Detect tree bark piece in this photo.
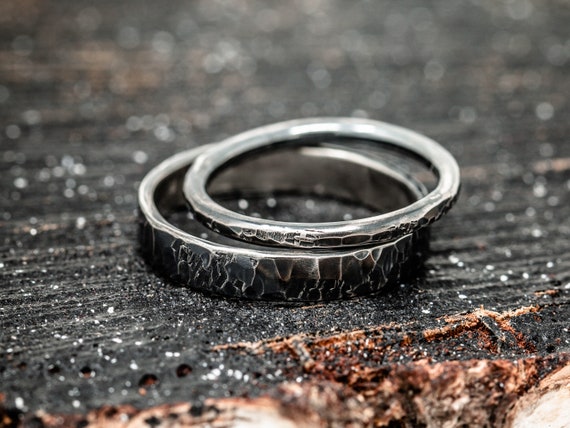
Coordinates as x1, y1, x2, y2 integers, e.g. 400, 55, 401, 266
9, 356, 569, 427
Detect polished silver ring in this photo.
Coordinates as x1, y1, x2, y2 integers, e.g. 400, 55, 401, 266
184, 117, 460, 249
138, 144, 428, 301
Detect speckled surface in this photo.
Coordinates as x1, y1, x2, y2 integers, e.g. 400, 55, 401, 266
1, 0, 569, 422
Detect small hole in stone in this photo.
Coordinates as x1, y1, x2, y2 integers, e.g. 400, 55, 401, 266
144, 416, 162, 427
189, 404, 203, 417
47, 364, 60, 375
176, 364, 193, 378
138, 373, 159, 387
103, 407, 118, 418
80, 366, 94, 378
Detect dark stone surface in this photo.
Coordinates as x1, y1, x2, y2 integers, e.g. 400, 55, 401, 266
0, 0, 569, 419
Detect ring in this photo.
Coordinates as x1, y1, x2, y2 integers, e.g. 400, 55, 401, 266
184, 117, 460, 248
138, 144, 429, 301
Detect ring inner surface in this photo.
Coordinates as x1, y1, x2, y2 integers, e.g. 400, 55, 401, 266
205, 144, 428, 222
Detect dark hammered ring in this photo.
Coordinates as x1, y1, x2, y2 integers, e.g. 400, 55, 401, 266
138, 144, 429, 301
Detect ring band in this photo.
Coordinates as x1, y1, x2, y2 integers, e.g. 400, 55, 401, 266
184, 117, 460, 249
138, 145, 428, 301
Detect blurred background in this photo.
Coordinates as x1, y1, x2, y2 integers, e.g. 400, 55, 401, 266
2, 1, 567, 185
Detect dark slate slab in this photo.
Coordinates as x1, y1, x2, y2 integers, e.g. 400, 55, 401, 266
0, 0, 569, 425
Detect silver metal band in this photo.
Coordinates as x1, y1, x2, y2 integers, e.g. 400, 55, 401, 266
138, 145, 428, 301
184, 117, 460, 249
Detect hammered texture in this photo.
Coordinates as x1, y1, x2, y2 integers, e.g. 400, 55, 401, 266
140, 218, 427, 301
196, 194, 454, 249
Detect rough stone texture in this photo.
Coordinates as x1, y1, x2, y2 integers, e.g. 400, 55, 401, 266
1, 0, 569, 426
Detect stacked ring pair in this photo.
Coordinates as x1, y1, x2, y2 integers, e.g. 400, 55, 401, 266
138, 118, 460, 301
